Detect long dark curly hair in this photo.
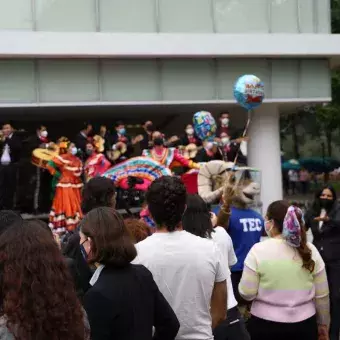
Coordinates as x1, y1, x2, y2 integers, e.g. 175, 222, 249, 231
0, 220, 86, 340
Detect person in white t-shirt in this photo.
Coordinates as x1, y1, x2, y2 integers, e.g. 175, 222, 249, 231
133, 176, 227, 340
182, 195, 250, 340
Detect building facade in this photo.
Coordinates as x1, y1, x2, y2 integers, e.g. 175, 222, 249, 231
0, 0, 339, 210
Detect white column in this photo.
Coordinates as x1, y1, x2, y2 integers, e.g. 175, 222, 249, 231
248, 104, 283, 214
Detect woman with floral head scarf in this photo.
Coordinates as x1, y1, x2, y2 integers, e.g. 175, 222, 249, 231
47, 137, 83, 233
239, 200, 330, 340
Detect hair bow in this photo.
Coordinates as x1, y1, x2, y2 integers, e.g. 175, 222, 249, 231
282, 206, 304, 247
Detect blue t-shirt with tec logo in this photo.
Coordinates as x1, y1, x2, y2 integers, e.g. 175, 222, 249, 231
213, 205, 264, 272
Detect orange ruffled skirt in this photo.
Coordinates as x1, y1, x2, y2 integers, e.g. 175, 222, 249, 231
49, 183, 83, 233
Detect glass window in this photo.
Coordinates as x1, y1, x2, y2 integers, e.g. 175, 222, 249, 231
101, 60, 160, 101
214, 0, 268, 33
161, 60, 215, 100
38, 60, 99, 102
0, 60, 35, 103
35, 0, 96, 31
0, 0, 33, 30
298, 0, 314, 33
270, 0, 298, 33
271, 60, 299, 98
217, 59, 270, 100
100, 0, 156, 32
299, 60, 330, 98
316, 0, 331, 33
159, 0, 213, 33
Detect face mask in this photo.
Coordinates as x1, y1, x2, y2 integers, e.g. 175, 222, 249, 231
186, 128, 194, 135
118, 128, 126, 135
146, 124, 154, 132
41, 130, 48, 138
221, 118, 229, 126
320, 198, 333, 210
153, 137, 164, 146
265, 220, 274, 237
221, 137, 230, 145
86, 149, 93, 156
71, 147, 78, 155
206, 142, 213, 150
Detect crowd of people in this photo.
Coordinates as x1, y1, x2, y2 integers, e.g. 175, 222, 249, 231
0, 112, 247, 232
0, 174, 339, 340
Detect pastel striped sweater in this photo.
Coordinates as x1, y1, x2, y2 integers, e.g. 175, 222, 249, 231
239, 238, 330, 325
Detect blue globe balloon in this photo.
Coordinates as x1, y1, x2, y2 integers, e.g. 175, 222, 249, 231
234, 75, 265, 110
193, 111, 216, 141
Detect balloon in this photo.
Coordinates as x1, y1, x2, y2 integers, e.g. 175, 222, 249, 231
193, 111, 217, 141
234, 75, 265, 110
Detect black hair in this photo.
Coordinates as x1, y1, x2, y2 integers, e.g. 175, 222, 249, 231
115, 121, 124, 127
182, 194, 214, 239
312, 185, 337, 213
146, 176, 186, 232
81, 177, 116, 214
81, 122, 92, 130
219, 112, 229, 117
0, 210, 22, 236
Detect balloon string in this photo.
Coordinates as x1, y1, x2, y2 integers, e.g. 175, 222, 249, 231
233, 110, 252, 165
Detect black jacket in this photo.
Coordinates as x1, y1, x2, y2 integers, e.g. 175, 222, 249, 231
84, 264, 179, 340
75, 132, 89, 154
0, 133, 22, 164
305, 202, 340, 263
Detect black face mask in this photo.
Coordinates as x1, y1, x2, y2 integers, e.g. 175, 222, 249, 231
146, 124, 154, 132
153, 138, 164, 146
320, 198, 334, 210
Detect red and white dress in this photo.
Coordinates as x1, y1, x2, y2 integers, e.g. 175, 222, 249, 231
47, 154, 83, 233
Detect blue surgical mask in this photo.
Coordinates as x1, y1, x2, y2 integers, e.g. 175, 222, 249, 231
118, 128, 126, 135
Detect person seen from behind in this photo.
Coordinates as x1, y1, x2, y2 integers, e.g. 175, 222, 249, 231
82, 207, 179, 340
0, 219, 89, 339
124, 218, 152, 243
134, 176, 227, 340
182, 194, 250, 340
239, 200, 330, 340
305, 185, 340, 340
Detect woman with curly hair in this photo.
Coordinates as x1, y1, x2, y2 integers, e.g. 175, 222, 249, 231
47, 137, 83, 233
0, 219, 89, 340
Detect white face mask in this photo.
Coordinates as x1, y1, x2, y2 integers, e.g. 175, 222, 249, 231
186, 128, 194, 135
221, 137, 230, 145
71, 147, 78, 155
206, 142, 214, 150
40, 130, 48, 138
221, 118, 229, 126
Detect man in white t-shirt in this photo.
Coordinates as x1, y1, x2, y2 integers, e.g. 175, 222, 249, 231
133, 176, 227, 340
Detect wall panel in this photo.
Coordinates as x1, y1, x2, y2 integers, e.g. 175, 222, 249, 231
158, 0, 213, 33
0, 0, 33, 30
35, 0, 96, 31
101, 60, 160, 101
38, 60, 99, 102
0, 61, 35, 103
100, 0, 156, 32
161, 60, 216, 100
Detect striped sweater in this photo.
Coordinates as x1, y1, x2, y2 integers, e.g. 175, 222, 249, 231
239, 238, 330, 325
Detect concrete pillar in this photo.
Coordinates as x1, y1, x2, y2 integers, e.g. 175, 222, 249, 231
248, 104, 283, 214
